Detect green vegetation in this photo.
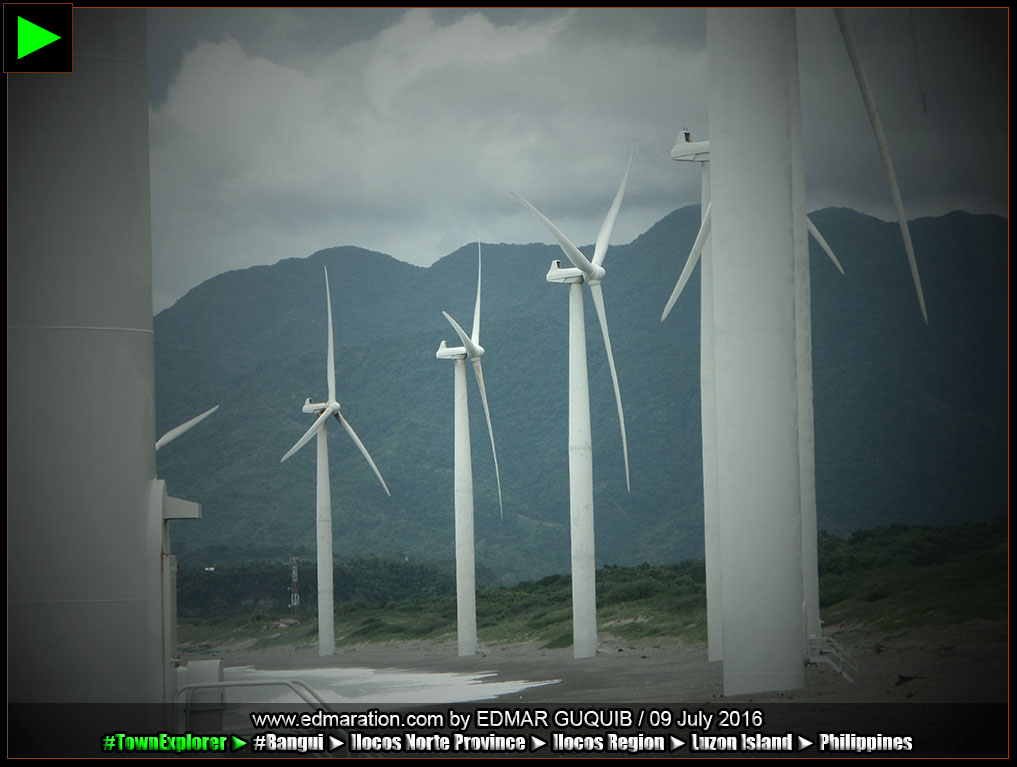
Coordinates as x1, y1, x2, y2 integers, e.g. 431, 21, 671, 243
177, 521, 1006, 650
816, 520, 1007, 632
177, 556, 456, 618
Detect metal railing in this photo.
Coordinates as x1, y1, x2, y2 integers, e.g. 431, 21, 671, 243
175, 679, 334, 731
807, 634, 858, 682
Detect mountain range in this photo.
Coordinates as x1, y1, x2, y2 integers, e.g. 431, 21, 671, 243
155, 207, 1008, 585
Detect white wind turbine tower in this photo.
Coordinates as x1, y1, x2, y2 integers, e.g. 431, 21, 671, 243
698, 8, 929, 696
513, 154, 632, 659
435, 241, 503, 657
661, 133, 722, 664
661, 130, 843, 664
281, 266, 391, 657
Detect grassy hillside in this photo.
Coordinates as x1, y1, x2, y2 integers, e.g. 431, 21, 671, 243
178, 520, 1007, 651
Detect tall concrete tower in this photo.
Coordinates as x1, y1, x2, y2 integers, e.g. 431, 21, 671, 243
8, 9, 163, 703
707, 8, 807, 695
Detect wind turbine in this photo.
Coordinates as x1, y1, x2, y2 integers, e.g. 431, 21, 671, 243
662, 131, 844, 324
280, 266, 390, 657
661, 133, 722, 664
153, 403, 218, 707
661, 130, 844, 664
155, 404, 220, 559
435, 240, 503, 657
512, 153, 631, 659
689, 8, 929, 696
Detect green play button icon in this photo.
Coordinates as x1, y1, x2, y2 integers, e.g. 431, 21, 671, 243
17, 16, 61, 59
4, 4, 72, 73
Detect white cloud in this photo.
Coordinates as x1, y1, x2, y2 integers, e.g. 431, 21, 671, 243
364, 9, 572, 113
148, 8, 1005, 313
149, 9, 702, 312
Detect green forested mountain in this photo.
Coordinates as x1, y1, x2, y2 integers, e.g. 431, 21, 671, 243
156, 208, 1008, 584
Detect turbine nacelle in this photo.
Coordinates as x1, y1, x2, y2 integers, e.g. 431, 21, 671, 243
671, 129, 711, 162
546, 259, 603, 285
435, 340, 465, 360
439, 310, 484, 360
301, 397, 337, 414
435, 339, 486, 361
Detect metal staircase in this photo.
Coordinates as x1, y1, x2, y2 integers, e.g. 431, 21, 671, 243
807, 634, 858, 682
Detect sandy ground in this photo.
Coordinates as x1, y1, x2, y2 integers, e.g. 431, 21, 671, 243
179, 619, 1008, 756
195, 619, 1006, 706
11, 620, 1003, 758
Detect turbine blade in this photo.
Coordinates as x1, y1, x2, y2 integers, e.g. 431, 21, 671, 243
472, 239, 482, 345
335, 412, 391, 496
472, 359, 503, 520
592, 149, 633, 267
324, 266, 337, 401
835, 8, 929, 325
588, 282, 630, 493
281, 408, 330, 463
806, 216, 845, 275
155, 405, 219, 451
910, 9, 928, 113
443, 311, 482, 358
511, 191, 596, 277
661, 203, 711, 322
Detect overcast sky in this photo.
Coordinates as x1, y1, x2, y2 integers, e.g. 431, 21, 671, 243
147, 8, 1007, 313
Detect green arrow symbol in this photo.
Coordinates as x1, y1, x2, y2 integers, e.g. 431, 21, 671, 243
18, 16, 61, 59
231, 735, 248, 751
